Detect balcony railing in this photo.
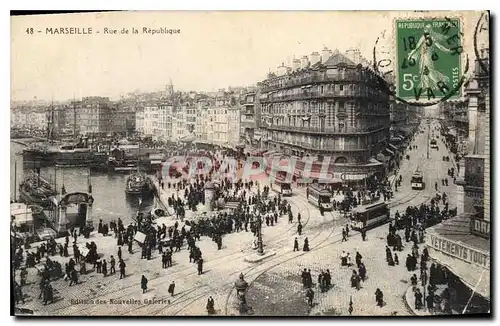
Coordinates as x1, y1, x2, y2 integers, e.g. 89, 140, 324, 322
261, 124, 387, 135
260, 90, 372, 103
260, 72, 364, 92
267, 138, 369, 152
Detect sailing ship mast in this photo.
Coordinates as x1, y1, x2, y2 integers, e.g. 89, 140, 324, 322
73, 95, 77, 143
13, 160, 17, 202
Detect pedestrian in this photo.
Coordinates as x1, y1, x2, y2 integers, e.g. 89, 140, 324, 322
119, 259, 126, 279
110, 256, 116, 274
406, 254, 413, 272
102, 259, 108, 277
118, 246, 122, 261
375, 288, 384, 307
293, 237, 299, 252
141, 275, 148, 293
306, 288, 314, 307
43, 282, 54, 305
168, 281, 176, 296
361, 229, 367, 241
341, 228, 348, 242
414, 288, 423, 310
394, 253, 399, 265
162, 252, 168, 269
197, 258, 204, 275
69, 269, 79, 286
426, 293, 435, 312
297, 222, 303, 236
355, 251, 362, 268
351, 270, 361, 290
14, 283, 25, 304
302, 237, 310, 252
206, 296, 215, 315
358, 263, 367, 281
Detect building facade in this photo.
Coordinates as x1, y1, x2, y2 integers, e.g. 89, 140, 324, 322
110, 103, 136, 136
78, 97, 112, 136
157, 102, 174, 140
425, 46, 490, 306
240, 90, 259, 147
135, 107, 144, 136
143, 104, 158, 137
258, 48, 390, 181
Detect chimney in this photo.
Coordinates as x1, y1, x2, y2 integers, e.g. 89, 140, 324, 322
310, 52, 321, 65
277, 62, 287, 76
345, 48, 361, 64
292, 59, 301, 71
300, 55, 309, 69
321, 47, 330, 63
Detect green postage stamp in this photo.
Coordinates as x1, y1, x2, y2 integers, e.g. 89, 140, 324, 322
396, 18, 462, 101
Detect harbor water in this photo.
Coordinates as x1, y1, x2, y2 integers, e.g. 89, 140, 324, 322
10, 141, 154, 225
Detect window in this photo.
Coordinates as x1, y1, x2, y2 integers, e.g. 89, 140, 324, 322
339, 84, 344, 91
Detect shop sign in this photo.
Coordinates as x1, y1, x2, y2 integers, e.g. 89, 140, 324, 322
428, 234, 490, 269
470, 218, 490, 239
341, 173, 368, 181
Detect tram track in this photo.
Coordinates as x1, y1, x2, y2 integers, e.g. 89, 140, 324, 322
164, 194, 333, 316
53, 189, 319, 316
41, 132, 456, 316
168, 195, 323, 316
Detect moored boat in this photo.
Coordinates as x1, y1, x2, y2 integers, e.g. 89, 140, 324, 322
125, 172, 153, 196
18, 171, 58, 207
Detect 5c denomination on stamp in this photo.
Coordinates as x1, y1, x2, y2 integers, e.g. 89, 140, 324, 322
396, 18, 462, 102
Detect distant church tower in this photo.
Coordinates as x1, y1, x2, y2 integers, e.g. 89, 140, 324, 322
165, 79, 174, 97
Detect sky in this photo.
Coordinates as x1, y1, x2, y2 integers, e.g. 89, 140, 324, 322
11, 11, 484, 101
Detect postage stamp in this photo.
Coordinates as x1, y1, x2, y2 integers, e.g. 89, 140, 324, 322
395, 18, 462, 101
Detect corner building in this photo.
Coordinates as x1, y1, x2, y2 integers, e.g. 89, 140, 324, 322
258, 50, 390, 184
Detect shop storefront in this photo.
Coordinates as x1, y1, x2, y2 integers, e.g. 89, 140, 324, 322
425, 215, 490, 313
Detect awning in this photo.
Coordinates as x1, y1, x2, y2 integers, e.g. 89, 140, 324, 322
377, 153, 389, 162
388, 143, 398, 151
151, 160, 162, 165
390, 136, 403, 142
384, 148, 395, 156
254, 135, 262, 141
448, 129, 457, 137
295, 171, 333, 180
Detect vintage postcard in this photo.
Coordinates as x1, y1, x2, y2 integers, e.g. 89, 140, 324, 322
10, 11, 490, 316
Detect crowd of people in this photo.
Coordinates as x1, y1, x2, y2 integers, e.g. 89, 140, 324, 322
13, 124, 461, 315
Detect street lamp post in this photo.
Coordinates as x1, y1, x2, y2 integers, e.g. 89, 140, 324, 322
427, 125, 430, 159
422, 269, 428, 312
257, 215, 264, 255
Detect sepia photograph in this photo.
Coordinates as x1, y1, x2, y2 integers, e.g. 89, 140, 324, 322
10, 10, 490, 317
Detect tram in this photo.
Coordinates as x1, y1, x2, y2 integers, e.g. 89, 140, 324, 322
270, 174, 292, 196
306, 184, 333, 211
411, 171, 425, 190
430, 139, 438, 149
349, 202, 390, 231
